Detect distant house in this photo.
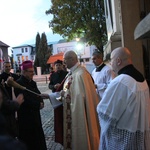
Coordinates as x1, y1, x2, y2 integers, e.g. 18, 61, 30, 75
12, 44, 35, 71
12, 40, 96, 73
0, 41, 9, 70
12, 42, 57, 72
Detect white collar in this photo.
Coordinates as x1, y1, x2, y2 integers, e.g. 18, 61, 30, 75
69, 62, 80, 73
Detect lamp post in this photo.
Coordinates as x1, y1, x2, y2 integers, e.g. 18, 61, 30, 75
76, 43, 83, 64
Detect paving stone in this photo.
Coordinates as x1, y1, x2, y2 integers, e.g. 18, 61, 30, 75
37, 82, 64, 150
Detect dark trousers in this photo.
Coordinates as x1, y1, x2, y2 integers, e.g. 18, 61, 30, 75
54, 105, 63, 145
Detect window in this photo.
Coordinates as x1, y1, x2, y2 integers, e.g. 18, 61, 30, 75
31, 55, 34, 61
17, 56, 20, 64
85, 58, 89, 62
22, 48, 24, 53
25, 48, 28, 52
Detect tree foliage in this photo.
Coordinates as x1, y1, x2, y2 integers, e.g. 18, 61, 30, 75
38, 32, 48, 74
46, 46, 53, 62
46, 0, 107, 51
34, 32, 53, 74
34, 32, 40, 67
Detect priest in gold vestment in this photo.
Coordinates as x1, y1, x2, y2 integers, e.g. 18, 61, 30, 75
41, 50, 100, 150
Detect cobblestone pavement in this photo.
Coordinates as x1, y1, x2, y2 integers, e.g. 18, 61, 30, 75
37, 82, 64, 150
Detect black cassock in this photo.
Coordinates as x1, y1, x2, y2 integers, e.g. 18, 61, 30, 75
14, 75, 47, 150
49, 70, 68, 145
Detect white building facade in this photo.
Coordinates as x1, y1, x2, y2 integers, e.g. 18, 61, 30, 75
103, 0, 146, 76
53, 40, 96, 73
12, 41, 96, 74
12, 44, 35, 71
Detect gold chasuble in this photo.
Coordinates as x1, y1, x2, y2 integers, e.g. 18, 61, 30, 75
62, 64, 100, 150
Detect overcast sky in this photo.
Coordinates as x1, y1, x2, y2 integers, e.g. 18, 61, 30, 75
0, 0, 62, 48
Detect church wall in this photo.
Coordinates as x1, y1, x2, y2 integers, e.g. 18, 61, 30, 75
104, 0, 145, 75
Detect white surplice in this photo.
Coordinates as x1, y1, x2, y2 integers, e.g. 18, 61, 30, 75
92, 64, 113, 99
97, 74, 150, 150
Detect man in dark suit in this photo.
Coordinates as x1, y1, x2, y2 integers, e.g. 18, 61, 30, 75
49, 59, 68, 145
0, 61, 20, 100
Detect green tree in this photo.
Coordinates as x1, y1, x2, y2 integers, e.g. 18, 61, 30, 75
34, 32, 40, 68
46, 0, 107, 52
46, 45, 53, 63
45, 45, 53, 72
38, 32, 48, 74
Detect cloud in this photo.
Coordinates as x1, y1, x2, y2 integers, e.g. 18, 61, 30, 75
0, 0, 61, 47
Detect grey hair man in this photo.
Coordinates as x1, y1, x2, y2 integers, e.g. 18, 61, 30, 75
41, 50, 100, 150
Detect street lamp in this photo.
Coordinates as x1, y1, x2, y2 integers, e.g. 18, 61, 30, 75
76, 43, 83, 64
75, 38, 80, 42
